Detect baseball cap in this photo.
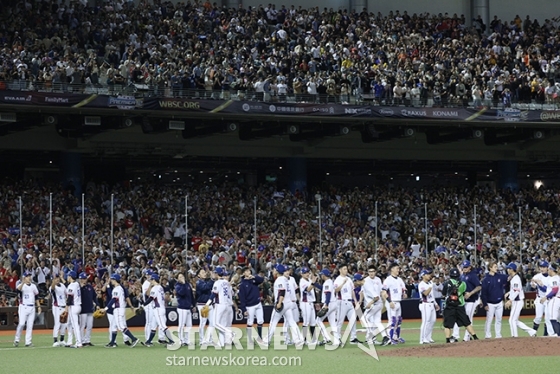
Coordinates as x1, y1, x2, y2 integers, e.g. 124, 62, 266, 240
215, 267, 225, 276
449, 268, 460, 279
68, 271, 77, 279
353, 273, 363, 281
275, 264, 286, 274
301, 267, 310, 274
151, 273, 160, 281
23, 271, 32, 277
79, 272, 88, 279
419, 270, 429, 277
320, 269, 331, 277
462, 260, 471, 268
110, 273, 121, 281
539, 261, 549, 268
506, 263, 517, 271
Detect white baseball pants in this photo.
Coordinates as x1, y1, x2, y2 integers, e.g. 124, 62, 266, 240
337, 300, 357, 340
66, 305, 82, 346
246, 303, 264, 326
52, 306, 67, 339
267, 301, 302, 344
316, 301, 340, 344
80, 313, 94, 343
484, 302, 503, 338
214, 304, 234, 346
419, 302, 436, 343
177, 308, 192, 344
197, 304, 214, 343
361, 302, 386, 341
15, 305, 35, 345
509, 300, 535, 337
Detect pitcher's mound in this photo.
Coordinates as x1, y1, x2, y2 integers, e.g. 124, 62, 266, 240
381, 337, 557, 358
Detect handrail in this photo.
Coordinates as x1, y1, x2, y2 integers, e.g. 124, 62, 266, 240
0, 79, 558, 110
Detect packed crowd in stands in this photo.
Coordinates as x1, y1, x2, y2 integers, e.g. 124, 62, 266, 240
1, 1, 560, 106
0, 179, 559, 308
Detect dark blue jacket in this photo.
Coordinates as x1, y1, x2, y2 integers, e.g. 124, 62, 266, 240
80, 283, 97, 313
195, 278, 214, 304
461, 270, 481, 303
238, 276, 263, 312
481, 272, 508, 307
175, 281, 194, 310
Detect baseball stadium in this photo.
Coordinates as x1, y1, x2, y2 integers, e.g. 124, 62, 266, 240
2, 0, 560, 373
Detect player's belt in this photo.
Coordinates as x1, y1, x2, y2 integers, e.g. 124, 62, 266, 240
24, 304, 34, 306
343, 299, 353, 302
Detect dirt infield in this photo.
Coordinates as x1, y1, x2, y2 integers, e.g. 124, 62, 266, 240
381, 337, 558, 358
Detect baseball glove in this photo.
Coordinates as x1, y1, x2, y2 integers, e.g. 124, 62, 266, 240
59, 310, 68, 323
275, 302, 284, 313
316, 306, 328, 318
135, 306, 144, 316
93, 309, 106, 319
201, 305, 210, 318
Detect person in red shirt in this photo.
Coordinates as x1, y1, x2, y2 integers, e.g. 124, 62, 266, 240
5, 270, 18, 291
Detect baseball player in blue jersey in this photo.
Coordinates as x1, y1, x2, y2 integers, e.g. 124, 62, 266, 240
453, 261, 481, 341
481, 262, 508, 339
531, 261, 550, 335
79, 272, 98, 346
238, 267, 265, 344
51, 275, 67, 347
175, 274, 195, 347
195, 268, 215, 345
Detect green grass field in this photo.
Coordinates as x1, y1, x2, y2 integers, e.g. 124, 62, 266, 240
2, 318, 560, 374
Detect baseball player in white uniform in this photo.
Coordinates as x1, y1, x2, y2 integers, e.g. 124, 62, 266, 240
361, 266, 388, 345
504, 263, 536, 337
334, 264, 360, 344
103, 273, 140, 348
551, 266, 560, 336
265, 264, 302, 346
538, 264, 559, 337
14, 271, 41, 347
282, 266, 300, 345
142, 273, 175, 346
299, 267, 318, 344
206, 268, 235, 347
51, 275, 67, 347
142, 270, 164, 343
531, 261, 550, 335
65, 271, 83, 348
316, 269, 341, 346
381, 263, 407, 344
418, 269, 439, 344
